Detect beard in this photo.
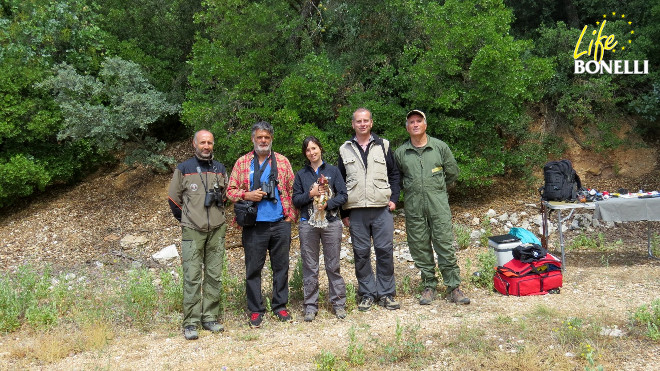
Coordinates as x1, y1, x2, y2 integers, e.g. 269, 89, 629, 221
195, 148, 213, 160
253, 142, 272, 157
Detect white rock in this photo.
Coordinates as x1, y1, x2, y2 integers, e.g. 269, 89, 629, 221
498, 213, 509, 222
486, 209, 497, 217
120, 234, 149, 248
470, 230, 482, 240
152, 244, 179, 261
509, 213, 519, 224
65, 273, 76, 281
600, 327, 625, 337
471, 217, 480, 226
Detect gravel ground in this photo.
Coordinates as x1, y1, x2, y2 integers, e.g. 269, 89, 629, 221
1, 143, 658, 370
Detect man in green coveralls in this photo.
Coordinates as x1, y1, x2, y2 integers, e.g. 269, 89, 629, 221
394, 110, 470, 305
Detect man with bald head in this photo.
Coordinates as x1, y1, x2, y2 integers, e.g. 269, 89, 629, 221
168, 129, 228, 340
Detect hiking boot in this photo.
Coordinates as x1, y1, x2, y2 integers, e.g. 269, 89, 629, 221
183, 325, 198, 340
202, 321, 224, 333
334, 307, 347, 319
249, 312, 264, 328
378, 295, 401, 310
358, 296, 374, 312
419, 287, 436, 305
304, 311, 316, 322
447, 287, 470, 305
274, 309, 293, 322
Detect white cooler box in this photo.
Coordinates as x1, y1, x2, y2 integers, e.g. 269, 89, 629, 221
488, 234, 521, 266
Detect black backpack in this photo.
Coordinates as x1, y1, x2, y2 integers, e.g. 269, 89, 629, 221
539, 159, 581, 201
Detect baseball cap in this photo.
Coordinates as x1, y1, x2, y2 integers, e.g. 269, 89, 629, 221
406, 109, 426, 120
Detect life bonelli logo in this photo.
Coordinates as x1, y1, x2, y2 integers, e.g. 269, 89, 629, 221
573, 12, 648, 75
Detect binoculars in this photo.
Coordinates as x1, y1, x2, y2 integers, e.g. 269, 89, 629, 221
260, 179, 278, 200
204, 186, 223, 207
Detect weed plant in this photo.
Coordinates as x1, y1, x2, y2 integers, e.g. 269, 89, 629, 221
289, 256, 304, 301
552, 317, 600, 350
221, 260, 246, 316
453, 223, 471, 250
124, 268, 159, 329
346, 325, 365, 366
569, 232, 621, 251
630, 299, 660, 341
0, 265, 79, 332
479, 215, 492, 248
377, 319, 425, 363
652, 233, 660, 257
581, 343, 604, 370
345, 282, 357, 311
398, 274, 412, 296
453, 324, 493, 353
315, 350, 344, 371
159, 268, 183, 314
467, 249, 497, 291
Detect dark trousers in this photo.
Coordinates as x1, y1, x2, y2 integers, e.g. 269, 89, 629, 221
348, 207, 396, 299
242, 220, 291, 314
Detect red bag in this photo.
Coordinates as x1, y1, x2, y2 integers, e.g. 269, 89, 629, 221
493, 254, 562, 296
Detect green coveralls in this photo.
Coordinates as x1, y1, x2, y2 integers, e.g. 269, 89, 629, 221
394, 135, 461, 290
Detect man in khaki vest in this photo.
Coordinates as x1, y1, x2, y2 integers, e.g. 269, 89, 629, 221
338, 108, 401, 311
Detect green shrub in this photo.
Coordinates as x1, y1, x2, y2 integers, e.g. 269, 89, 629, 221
454, 223, 471, 250
124, 268, 158, 328
0, 276, 22, 332
25, 302, 59, 329
160, 268, 183, 314
469, 249, 497, 291
630, 299, 660, 341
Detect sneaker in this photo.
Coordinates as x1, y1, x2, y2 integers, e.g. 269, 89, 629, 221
378, 295, 401, 310
358, 296, 374, 312
274, 309, 293, 322
334, 307, 347, 319
447, 287, 471, 305
183, 325, 198, 340
202, 321, 224, 333
304, 311, 316, 322
419, 287, 436, 305
249, 312, 264, 328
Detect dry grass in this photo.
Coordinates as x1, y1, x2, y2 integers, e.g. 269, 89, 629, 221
7, 321, 113, 365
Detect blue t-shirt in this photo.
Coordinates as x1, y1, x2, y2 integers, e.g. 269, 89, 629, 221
250, 158, 284, 222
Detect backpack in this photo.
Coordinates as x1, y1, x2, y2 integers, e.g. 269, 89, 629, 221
539, 159, 582, 201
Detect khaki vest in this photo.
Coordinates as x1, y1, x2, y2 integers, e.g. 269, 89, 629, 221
339, 139, 392, 209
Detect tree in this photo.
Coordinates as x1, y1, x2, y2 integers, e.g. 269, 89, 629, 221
41, 57, 180, 171
185, 0, 553, 184
0, 0, 108, 207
